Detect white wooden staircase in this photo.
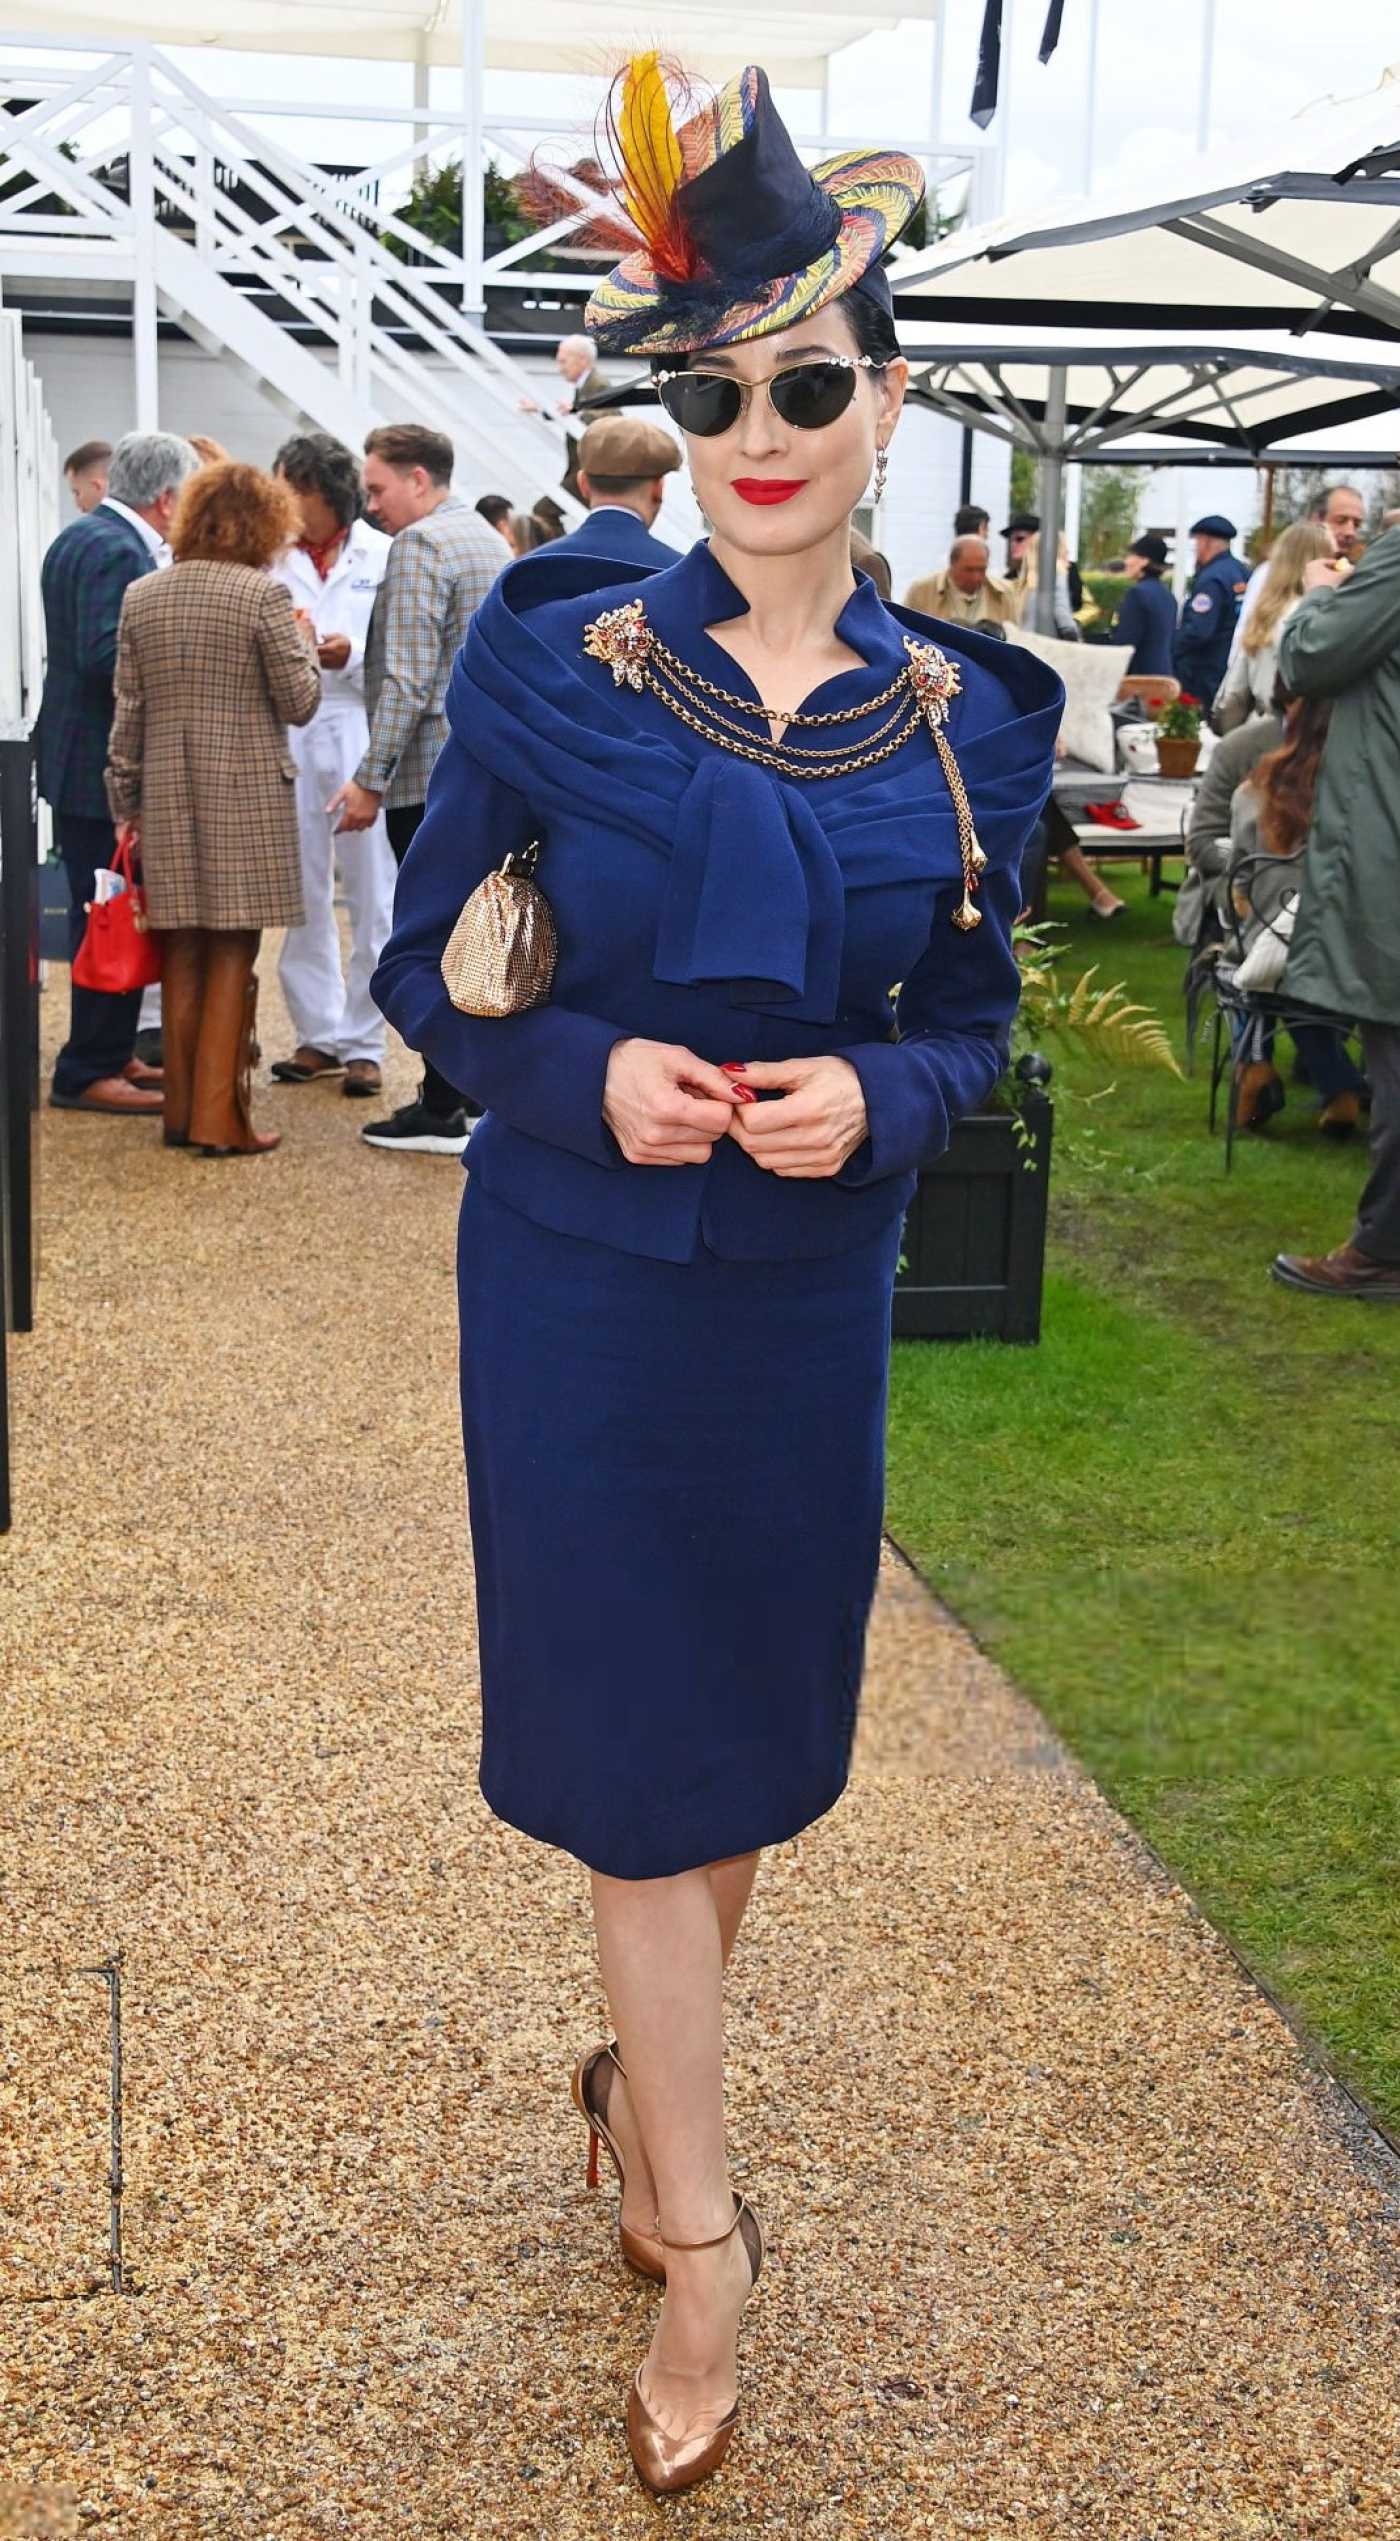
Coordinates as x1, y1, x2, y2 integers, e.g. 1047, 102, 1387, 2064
0, 40, 582, 511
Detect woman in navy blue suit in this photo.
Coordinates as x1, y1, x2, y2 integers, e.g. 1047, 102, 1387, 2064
373, 55, 1060, 2500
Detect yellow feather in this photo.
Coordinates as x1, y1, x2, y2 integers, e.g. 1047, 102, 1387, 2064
617, 52, 684, 252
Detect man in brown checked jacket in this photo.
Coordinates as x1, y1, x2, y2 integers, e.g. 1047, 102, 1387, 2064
327, 423, 507, 1154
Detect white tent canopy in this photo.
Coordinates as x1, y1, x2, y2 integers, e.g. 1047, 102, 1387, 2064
889, 78, 1400, 341
27, 0, 936, 88
900, 327, 1400, 462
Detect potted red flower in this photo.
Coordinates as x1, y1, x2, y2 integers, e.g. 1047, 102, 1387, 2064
1155, 694, 1203, 778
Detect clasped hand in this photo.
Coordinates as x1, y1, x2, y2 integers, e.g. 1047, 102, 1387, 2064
602, 1040, 867, 1178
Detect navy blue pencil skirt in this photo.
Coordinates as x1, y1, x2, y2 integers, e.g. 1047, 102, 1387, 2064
456, 1176, 901, 1880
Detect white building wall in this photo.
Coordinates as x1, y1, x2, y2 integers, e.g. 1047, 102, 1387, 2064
29, 330, 1017, 591
877, 398, 1011, 601
30, 334, 298, 491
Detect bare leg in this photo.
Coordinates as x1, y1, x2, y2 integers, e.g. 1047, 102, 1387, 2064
590, 1865, 756, 2438
597, 1851, 760, 2235
1060, 843, 1125, 915
708, 1849, 761, 1967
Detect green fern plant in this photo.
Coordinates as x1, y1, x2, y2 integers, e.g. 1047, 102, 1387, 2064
1012, 921, 1182, 1080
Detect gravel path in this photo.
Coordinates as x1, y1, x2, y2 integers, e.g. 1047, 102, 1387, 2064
3, 961, 1397, 2540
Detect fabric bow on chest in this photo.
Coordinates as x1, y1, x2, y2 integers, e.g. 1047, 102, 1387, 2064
655, 754, 846, 1018
447, 546, 1063, 1024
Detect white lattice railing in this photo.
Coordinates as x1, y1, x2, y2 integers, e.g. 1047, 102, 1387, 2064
0, 39, 592, 509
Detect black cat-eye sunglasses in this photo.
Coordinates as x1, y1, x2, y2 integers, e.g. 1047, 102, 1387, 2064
653, 354, 885, 439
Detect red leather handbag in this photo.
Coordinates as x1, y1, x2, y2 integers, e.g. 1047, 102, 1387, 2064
72, 824, 163, 993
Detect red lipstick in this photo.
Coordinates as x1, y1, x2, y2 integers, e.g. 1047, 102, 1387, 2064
732, 479, 806, 505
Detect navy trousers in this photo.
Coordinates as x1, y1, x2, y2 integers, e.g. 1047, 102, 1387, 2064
51, 812, 142, 1096
385, 802, 466, 1121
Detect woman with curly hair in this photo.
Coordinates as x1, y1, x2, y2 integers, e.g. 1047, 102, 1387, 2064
106, 459, 321, 1155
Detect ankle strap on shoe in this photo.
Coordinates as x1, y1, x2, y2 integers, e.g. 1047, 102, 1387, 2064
657, 2193, 747, 2252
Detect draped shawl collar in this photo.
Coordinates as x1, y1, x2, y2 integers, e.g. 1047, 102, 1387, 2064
448, 538, 1062, 1022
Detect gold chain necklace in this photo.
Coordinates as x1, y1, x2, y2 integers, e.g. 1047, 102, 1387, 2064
646, 653, 922, 766
583, 599, 989, 930
645, 625, 910, 727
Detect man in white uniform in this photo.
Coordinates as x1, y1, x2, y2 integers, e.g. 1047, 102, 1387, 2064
270, 433, 397, 1099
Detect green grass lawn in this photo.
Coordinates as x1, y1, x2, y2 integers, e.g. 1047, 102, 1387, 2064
884, 858, 1400, 2139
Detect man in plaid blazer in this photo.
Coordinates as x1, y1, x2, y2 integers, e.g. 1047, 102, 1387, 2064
327, 422, 506, 1154
38, 430, 199, 1114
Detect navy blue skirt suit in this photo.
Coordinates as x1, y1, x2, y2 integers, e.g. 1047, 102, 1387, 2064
372, 539, 1060, 1880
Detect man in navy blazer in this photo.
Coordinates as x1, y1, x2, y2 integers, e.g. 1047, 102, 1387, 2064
544, 416, 683, 575
37, 429, 197, 1113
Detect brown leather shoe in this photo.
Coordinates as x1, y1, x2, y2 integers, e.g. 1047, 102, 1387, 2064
1234, 1060, 1285, 1131
269, 1044, 344, 1083
123, 1055, 164, 1089
1317, 1091, 1361, 1140
342, 1060, 383, 1099
1271, 1241, 1400, 1299
51, 1074, 163, 1116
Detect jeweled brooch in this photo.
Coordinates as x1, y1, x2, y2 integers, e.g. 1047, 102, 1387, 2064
583, 597, 651, 690
903, 635, 962, 729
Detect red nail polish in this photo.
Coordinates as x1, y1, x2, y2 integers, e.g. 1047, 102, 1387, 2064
735, 1086, 757, 1104
720, 1062, 747, 1074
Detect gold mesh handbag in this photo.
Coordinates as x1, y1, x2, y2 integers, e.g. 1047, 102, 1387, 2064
440, 840, 557, 1018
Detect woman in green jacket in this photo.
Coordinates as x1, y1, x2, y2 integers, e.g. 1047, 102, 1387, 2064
1272, 529, 1400, 1296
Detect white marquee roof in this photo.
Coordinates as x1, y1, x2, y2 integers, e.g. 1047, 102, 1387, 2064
891, 79, 1400, 343
29, 0, 934, 88
899, 326, 1400, 461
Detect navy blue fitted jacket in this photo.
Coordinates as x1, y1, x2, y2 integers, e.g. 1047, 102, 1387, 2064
37, 502, 157, 820
372, 538, 1062, 1264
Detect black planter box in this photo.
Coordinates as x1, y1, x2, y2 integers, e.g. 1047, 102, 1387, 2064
893, 1088, 1053, 1345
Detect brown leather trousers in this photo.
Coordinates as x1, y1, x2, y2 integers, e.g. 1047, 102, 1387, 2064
158, 927, 263, 1152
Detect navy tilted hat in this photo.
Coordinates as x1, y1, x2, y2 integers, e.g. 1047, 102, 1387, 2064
585, 57, 924, 354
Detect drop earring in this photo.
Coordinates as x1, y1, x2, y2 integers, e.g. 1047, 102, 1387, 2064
872, 443, 889, 503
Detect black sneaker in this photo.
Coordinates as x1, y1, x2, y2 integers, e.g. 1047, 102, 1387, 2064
360, 1099, 473, 1156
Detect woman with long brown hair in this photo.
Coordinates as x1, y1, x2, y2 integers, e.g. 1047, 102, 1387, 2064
1228, 687, 1368, 1134
106, 461, 320, 1154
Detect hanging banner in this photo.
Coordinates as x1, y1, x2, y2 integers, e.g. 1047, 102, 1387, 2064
1039, 1, 1067, 63
970, 0, 1003, 130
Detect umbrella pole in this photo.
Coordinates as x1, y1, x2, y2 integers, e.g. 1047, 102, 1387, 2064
1033, 365, 1066, 636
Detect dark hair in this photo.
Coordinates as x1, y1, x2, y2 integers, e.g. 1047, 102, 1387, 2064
64, 439, 112, 476
653, 272, 902, 380
1251, 693, 1333, 859
1310, 483, 1363, 517
273, 431, 362, 529
850, 528, 892, 600
509, 510, 555, 553
954, 502, 990, 538
475, 493, 512, 529
836, 274, 902, 366
532, 495, 567, 534
584, 472, 653, 497
364, 423, 454, 484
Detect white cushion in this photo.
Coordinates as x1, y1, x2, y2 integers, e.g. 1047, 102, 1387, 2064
1005, 627, 1133, 775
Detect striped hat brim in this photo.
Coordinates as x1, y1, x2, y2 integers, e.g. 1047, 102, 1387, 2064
584, 149, 924, 355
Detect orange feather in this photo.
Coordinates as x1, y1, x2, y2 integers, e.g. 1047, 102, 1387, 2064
603, 52, 699, 281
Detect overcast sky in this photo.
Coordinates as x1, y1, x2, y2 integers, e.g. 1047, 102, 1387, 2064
158, 0, 1400, 211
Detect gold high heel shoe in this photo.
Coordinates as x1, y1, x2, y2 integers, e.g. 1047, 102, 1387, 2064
625, 2193, 765, 2497
570, 2040, 667, 2284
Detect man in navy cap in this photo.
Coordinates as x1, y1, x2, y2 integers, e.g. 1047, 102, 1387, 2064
1173, 513, 1248, 708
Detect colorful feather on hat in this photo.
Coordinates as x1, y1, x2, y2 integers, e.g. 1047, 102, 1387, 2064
603, 52, 701, 282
